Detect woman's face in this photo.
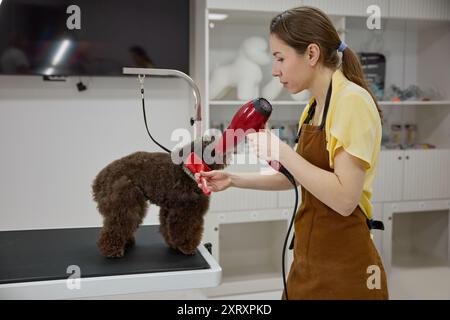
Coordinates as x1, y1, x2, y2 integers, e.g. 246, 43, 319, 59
269, 34, 312, 94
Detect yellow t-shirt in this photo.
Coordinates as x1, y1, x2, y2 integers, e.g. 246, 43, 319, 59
298, 69, 382, 219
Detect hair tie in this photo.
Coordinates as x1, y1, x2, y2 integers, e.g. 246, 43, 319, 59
337, 41, 347, 52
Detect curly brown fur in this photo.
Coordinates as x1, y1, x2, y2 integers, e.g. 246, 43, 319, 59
92, 137, 227, 258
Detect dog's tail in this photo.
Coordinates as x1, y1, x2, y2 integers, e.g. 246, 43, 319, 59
91, 168, 107, 206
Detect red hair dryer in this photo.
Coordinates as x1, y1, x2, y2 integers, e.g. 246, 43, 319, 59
214, 98, 284, 172
214, 98, 271, 154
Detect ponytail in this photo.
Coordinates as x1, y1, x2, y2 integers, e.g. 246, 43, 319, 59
341, 47, 383, 122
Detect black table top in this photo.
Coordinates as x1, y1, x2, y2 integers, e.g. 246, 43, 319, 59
0, 225, 209, 285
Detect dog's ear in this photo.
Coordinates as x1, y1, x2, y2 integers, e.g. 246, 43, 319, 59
178, 148, 184, 158
174, 140, 194, 160
206, 134, 221, 148
202, 135, 214, 143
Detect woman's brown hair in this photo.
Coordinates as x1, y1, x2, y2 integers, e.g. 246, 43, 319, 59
270, 6, 383, 120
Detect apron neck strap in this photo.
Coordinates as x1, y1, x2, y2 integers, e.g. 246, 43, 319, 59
294, 79, 333, 143
319, 80, 333, 130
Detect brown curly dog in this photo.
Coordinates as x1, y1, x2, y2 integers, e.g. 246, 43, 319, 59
91, 137, 227, 258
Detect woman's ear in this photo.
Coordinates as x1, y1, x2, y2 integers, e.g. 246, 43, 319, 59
305, 43, 320, 67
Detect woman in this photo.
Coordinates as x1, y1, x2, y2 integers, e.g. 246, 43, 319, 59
196, 6, 388, 300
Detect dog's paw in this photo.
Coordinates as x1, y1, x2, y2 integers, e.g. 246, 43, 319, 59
99, 246, 125, 258
177, 246, 197, 255
106, 253, 125, 259
125, 237, 135, 248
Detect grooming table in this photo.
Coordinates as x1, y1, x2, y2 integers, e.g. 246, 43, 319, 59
0, 225, 221, 299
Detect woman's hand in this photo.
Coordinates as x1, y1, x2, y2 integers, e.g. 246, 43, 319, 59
246, 129, 288, 162
194, 171, 233, 193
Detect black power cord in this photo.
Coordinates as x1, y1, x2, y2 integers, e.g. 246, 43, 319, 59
278, 167, 299, 301
140, 87, 171, 154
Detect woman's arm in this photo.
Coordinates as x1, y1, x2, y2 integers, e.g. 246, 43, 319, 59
229, 171, 297, 191
197, 170, 297, 192
279, 144, 366, 216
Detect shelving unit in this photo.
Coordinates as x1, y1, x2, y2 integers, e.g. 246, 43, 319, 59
189, 0, 450, 298
382, 200, 450, 272
348, 14, 450, 288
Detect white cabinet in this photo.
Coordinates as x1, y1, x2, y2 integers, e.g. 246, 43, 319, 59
403, 150, 450, 200
209, 159, 279, 212
373, 149, 450, 202
381, 200, 450, 272
372, 150, 404, 202
278, 188, 301, 208
210, 188, 278, 212
373, 150, 450, 275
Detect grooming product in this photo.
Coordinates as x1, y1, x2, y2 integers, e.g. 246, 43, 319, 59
182, 152, 212, 196
390, 124, 402, 146
405, 124, 417, 147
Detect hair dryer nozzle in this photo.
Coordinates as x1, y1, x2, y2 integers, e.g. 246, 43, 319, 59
214, 98, 272, 155
253, 97, 272, 118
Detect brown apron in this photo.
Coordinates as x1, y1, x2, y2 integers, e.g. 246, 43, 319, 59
283, 82, 388, 300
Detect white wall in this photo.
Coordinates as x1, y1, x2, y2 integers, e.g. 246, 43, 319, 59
0, 75, 195, 231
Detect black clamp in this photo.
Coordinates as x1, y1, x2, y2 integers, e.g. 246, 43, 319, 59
367, 219, 385, 231
204, 243, 212, 255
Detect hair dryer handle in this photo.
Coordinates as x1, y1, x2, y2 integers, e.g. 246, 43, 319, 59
268, 160, 281, 171
268, 160, 295, 185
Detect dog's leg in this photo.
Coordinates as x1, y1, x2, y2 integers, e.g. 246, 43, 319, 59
159, 207, 176, 249
96, 176, 148, 258
165, 207, 207, 255
98, 222, 129, 258
98, 210, 144, 258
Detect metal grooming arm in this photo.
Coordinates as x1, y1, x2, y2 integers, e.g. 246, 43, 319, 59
122, 67, 202, 140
